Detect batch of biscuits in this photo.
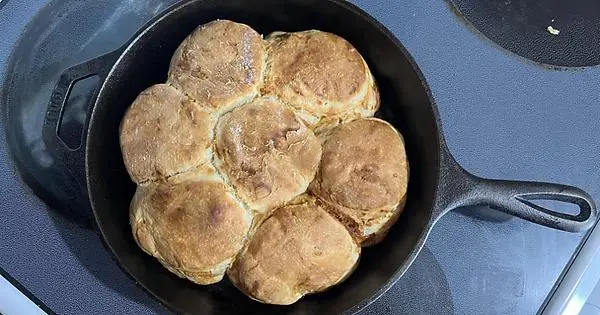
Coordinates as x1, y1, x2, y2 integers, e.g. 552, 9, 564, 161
119, 20, 409, 305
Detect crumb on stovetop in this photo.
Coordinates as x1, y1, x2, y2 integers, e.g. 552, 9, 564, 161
547, 25, 560, 35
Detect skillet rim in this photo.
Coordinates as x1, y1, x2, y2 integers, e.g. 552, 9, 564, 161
85, 0, 445, 313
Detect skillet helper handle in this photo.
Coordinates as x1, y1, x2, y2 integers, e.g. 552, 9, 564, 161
42, 51, 120, 180
475, 178, 597, 232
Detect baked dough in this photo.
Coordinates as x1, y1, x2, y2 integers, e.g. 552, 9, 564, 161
214, 96, 321, 213
263, 30, 379, 131
120, 20, 411, 303
228, 196, 360, 305
310, 118, 409, 246
130, 167, 252, 285
168, 20, 266, 112
120, 84, 214, 184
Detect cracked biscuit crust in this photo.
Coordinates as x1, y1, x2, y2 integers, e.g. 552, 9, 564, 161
214, 97, 322, 213
130, 168, 251, 285
119, 84, 214, 184
310, 118, 409, 245
263, 30, 379, 130
121, 19, 409, 301
168, 20, 266, 112
227, 196, 360, 305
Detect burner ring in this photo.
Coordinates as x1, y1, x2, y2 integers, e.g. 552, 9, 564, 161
450, 0, 600, 67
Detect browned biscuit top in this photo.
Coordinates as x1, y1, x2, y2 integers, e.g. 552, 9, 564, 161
168, 20, 266, 111
130, 170, 251, 277
263, 30, 377, 128
214, 97, 321, 213
121, 19, 408, 298
310, 118, 409, 212
119, 84, 214, 184
227, 196, 360, 305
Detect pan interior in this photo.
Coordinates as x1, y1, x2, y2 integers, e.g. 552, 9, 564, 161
86, 0, 441, 314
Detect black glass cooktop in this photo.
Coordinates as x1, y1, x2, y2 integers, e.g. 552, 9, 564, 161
451, 0, 600, 67
1, 0, 599, 314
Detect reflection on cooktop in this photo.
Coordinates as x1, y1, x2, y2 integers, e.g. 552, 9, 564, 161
1, 0, 178, 226
363, 246, 454, 315
450, 0, 600, 67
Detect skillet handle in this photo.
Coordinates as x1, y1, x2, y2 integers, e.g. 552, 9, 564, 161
42, 50, 121, 181
41, 50, 121, 225
474, 178, 596, 232
435, 147, 597, 233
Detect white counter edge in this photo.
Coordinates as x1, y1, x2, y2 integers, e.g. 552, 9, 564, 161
0, 273, 46, 315
542, 221, 600, 315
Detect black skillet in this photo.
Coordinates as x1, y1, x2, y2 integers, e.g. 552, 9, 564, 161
41, 0, 597, 314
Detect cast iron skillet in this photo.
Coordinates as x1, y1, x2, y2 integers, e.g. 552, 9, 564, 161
41, 0, 597, 314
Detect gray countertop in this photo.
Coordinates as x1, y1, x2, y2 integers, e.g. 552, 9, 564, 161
1, 0, 599, 314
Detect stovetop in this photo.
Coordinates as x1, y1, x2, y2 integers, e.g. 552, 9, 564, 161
1, 0, 599, 314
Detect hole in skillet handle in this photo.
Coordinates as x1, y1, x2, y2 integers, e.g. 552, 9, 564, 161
41, 49, 122, 224
59, 75, 101, 150
474, 178, 598, 232
520, 199, 582, 216
436, 149, 597, 232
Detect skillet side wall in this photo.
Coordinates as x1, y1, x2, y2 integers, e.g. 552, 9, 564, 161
86, 0, 442, 314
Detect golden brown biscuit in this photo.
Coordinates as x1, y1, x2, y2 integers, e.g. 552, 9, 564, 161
119, 84, 214, 184
214, 97, 322, 213
228, 196, 360, 305
263, 30, 379, 130
168, 20, 266, 112
310, 118, 409, 246
130, 167, 252, 285
120, 19, 410, 302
